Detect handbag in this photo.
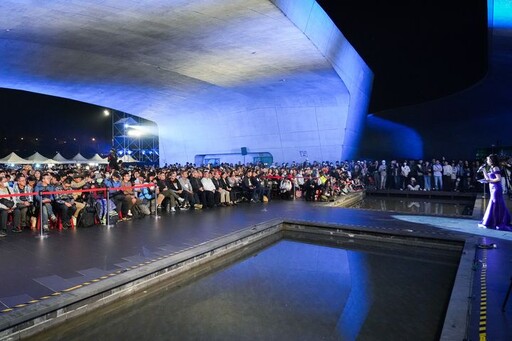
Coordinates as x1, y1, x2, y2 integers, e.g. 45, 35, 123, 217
0, 198, 15, 209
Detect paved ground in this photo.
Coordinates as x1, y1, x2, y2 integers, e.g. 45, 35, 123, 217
0, 197, 511, 340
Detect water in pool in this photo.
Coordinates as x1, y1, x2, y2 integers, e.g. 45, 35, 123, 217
352, 196, 474, 216
30, 238, 459, 341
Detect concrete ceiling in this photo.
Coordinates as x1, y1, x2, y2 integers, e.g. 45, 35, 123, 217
0, 0, 339, 119
1, 0, 368, 163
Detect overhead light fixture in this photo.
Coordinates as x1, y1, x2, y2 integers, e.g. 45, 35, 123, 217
127, 129, 143, 137
125, 125, 155, 137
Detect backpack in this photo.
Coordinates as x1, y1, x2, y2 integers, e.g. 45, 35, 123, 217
107, 211, 119, 225
77, 197, 97, 227
131, 203, 150, 219
138, 203, 151, 215
95, 198, 118, 223
77, 209, 96, 228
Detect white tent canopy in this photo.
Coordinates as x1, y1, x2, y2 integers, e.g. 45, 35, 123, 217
88, 153, 108, 164
52, 152, 73, 164
70, 153, 89, 163
1, 151, 114, 165
0, 152, 30, 164
120, 155, 139, 163
25, 152, 57, 164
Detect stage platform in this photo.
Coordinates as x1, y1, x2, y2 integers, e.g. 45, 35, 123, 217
0, 196, 511, 340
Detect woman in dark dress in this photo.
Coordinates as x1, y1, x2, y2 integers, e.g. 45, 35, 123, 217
478, 154, 512, 231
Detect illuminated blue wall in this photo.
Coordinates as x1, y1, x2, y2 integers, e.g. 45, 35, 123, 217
363, 116, 423, 160
490, 0, 512, 28
0, 0, 372, 165
272, 0, 373, 160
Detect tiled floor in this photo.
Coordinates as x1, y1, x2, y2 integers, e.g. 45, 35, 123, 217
0, 197, 511, 340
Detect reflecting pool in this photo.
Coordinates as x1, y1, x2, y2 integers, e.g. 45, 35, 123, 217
30, 238, 460, 341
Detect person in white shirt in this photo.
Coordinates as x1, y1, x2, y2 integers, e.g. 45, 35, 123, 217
378, 160, 387, 190
400, 161, 411, 190
200, 170, 216, 208
442, 161, 453, 191
279, 177, 293, 199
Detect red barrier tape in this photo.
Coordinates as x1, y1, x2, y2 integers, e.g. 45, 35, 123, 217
0, 183, 156, 199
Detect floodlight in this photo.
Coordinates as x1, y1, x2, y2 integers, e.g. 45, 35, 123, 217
127, 129, 143, 137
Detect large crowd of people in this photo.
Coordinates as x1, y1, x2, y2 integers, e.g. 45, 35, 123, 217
366, 157, 512, 193
1, 156, 511, 237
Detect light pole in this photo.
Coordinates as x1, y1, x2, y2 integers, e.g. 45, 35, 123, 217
103, 109, 113, 149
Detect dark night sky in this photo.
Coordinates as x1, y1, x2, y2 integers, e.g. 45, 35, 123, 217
317, 0, 488, 113
0, 89, 112, 159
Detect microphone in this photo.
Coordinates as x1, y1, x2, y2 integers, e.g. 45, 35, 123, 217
477, 164, 486, 172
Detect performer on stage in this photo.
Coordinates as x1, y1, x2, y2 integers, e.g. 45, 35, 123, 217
478, 154, 512, 231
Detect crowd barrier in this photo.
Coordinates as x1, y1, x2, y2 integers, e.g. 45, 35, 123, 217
0, 183, 158, 239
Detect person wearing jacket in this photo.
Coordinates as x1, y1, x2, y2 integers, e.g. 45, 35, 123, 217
0, 175, 17, 237
189, 170, 206, 208
11, 174, 33, 232
104, 172, 126, 218
135, 173, 156, 214
34, 173, 57, 231
53, 177, 77, 229
178, 170, 201, 209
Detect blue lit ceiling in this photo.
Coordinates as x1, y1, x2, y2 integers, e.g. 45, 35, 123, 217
0, 0, 372, 164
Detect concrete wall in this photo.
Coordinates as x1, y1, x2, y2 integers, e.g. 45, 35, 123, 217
272, 0, 373, 160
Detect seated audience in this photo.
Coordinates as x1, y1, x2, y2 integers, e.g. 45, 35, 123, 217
105, 171, 132, 219
34, 172, 57, 231
12, 174, 33, 232
178, 169, 201, 209
0, 175, 16, 237
200, 170, 216, 208
190, 169, 206, 208
54, 177, 77, 229
121, 171, 140, 218
279, 177, 293, 200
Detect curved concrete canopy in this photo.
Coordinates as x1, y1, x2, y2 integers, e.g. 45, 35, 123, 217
0, 0, 372, 164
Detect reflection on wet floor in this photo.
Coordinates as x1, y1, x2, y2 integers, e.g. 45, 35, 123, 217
352, 196, 474, 216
